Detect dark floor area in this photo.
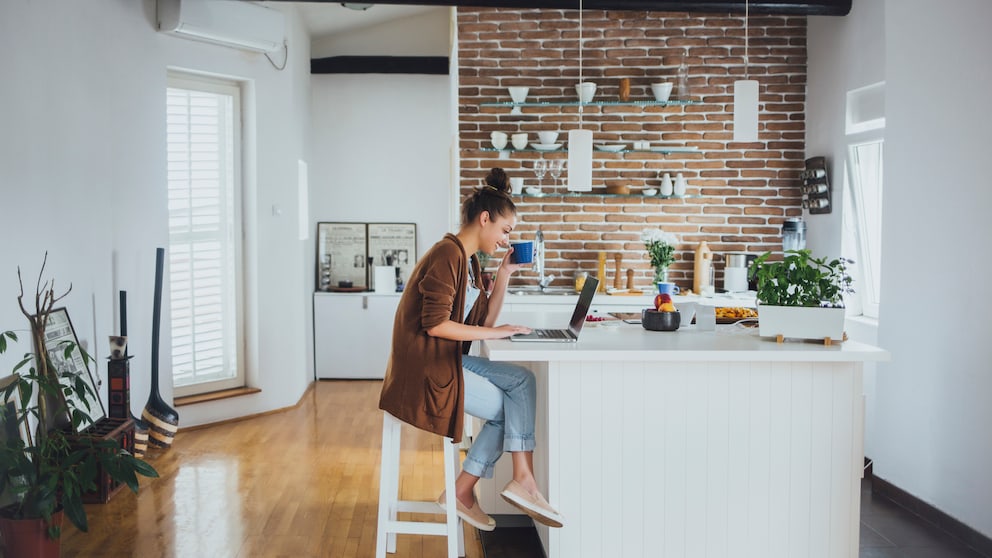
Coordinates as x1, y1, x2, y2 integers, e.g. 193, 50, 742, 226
479, 478, 990, 558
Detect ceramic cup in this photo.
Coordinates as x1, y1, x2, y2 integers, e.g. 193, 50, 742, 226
575, 82, 597, 103
651, 82, 674, 102
511, 133, 528, 150
510, 177, 525, 194
109, 335, 128, 360
537, 131, 559, 145
510, 241, 534, 264
657, 281, 681, 295
490, 131, 508, 150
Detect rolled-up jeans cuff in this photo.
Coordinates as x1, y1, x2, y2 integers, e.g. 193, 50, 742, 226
503, 436, 535, 453
462, 455, 495, 479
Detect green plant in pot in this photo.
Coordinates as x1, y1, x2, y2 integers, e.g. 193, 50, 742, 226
748, 249, 854, 341
0, 259, 158, 556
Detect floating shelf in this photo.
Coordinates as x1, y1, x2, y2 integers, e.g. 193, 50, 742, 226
480, 99, 702, 108
479, 147, 700, 155
515, 191, 701, 199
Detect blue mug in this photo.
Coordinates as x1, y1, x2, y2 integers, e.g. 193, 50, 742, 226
510, 241, 534, 264
657, 282, 680, 295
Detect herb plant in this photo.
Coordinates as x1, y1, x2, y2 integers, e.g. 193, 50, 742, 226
749, 250, 854, 308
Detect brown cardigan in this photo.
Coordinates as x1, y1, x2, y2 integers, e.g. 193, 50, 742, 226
378, 234, 489, 441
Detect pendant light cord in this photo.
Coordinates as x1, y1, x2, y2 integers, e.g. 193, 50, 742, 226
578, 0, 584, 121
744, 0, 750, 80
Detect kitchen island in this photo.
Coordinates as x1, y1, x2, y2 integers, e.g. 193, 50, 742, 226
476, 312, 888, 558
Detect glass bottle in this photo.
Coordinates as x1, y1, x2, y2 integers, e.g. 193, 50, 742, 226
676, 49, 691, 100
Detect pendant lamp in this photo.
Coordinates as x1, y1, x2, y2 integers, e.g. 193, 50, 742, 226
567, 0, 593, 191
733, 0, 759, 142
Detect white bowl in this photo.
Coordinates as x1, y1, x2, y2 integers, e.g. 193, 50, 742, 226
537, 131, 559, 144
595, 144, 626, 152
507, 86, 529, 103
651, 82, 674, 102
575, 82, 597, 103
643, 188, 659, 196
525, 186, 541, 195
530, 142, 562, 152
511, 133, 528, 150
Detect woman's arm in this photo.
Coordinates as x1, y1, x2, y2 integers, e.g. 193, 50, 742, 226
483, 246, 528, 327
427, 320, 531, 341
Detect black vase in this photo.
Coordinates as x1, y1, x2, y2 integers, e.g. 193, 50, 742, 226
141, 248, 179, 449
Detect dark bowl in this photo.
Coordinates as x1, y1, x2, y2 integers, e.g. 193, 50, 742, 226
641, 309, 681, 331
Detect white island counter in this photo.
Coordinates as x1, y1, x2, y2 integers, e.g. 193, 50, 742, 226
477, 313, 888, 558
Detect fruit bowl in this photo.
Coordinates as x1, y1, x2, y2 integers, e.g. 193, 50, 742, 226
641, 309, 680, 331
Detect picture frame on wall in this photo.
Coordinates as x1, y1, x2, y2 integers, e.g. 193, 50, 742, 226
316, 222, 368, 291
367, 223, 418, 287
40, 308, 106, 431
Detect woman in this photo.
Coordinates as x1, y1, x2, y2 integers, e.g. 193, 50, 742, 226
378, 168, 563, 531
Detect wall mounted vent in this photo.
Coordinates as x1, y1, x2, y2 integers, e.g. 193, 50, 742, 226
157, 0, 285, 53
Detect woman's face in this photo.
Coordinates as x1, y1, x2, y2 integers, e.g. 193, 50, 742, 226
480, 211, 516, 256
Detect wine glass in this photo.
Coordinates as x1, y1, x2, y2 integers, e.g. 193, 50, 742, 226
549, 160, 565, 192
532, 159, 547, 191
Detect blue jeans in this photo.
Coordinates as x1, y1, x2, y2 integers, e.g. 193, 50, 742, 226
461, 355, 536, 479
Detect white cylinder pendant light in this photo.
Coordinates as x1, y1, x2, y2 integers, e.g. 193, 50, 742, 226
568, 0, 593, 191
733, 0, 759, 142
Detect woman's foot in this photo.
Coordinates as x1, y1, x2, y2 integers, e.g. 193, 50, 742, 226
436, 490, 496, 532
499, 480, 564, 528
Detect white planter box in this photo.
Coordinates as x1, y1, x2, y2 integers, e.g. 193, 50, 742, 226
758, 305, 846, 341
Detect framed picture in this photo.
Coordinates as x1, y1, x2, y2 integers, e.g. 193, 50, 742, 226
367, 223, 418, 286
40, 308, 106, 431
316, 222, 368, 291
0, 374, 31, 508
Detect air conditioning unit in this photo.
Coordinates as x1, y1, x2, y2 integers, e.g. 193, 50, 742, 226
157, 0, 285, 53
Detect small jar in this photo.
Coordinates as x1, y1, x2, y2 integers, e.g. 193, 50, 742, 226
782, 217, 807, 252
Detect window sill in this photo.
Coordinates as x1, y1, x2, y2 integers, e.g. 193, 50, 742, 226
175, 387, 261, 407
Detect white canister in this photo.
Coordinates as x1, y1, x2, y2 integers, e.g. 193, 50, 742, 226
374, 266, 397, 293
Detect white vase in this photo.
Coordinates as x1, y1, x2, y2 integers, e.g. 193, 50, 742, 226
757, 305, 846, 341
660, 173, 674, 196
673, 172, 687, 197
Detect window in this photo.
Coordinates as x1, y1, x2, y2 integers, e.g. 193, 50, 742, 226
842, 82, 885, 319
166, 73, 245, 396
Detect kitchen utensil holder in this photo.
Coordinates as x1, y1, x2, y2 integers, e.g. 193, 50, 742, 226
801, 155, 831, 214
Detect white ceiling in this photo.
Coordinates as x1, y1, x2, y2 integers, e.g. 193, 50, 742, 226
294, 2, 442, 40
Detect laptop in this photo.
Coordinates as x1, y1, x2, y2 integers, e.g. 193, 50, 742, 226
510, 276, 599, 343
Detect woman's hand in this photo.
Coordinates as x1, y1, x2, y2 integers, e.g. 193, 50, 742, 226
493, 324, 532, 338
497, 245, 530, 277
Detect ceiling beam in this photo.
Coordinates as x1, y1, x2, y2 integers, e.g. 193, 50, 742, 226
281, 0, 850, 16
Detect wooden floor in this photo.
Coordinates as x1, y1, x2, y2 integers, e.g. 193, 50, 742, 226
60, 380, 486, 558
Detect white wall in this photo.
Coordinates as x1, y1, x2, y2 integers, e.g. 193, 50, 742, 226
0, 0, 313, 428
813, 0, 992, 538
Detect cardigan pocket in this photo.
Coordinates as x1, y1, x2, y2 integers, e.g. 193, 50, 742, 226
424, 369, 456, 419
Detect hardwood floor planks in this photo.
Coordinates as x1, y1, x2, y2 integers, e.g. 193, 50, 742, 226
58, 380, 485, 558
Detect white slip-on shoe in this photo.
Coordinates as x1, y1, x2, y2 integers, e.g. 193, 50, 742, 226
499, 480, 564, 528
437, 490, 496, 532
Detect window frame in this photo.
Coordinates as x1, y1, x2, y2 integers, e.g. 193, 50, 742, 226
166, 71, 247, 397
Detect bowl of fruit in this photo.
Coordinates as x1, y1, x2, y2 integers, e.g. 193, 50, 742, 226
642, 293, 680, 331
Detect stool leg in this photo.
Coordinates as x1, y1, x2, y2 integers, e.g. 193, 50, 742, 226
375, 413, 401, 557
443, 437, 463, 558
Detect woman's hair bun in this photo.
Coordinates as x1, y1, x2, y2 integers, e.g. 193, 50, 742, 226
485, 167, 510, 193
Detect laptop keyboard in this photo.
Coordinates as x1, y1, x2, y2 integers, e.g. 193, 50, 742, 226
534, 329, 570, 339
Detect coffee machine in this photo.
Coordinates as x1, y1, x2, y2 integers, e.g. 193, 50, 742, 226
723, 253, 751, 292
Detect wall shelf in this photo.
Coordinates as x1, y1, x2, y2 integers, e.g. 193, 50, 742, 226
515, 191, 701, 199
480, 147, 701, 155
480, 99, 702, 108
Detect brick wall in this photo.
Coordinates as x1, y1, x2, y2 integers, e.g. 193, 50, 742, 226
457, 8, 806, 291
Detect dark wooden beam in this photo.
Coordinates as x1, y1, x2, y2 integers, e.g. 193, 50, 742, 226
311, 55, 449, 75
284, 0, 851, 16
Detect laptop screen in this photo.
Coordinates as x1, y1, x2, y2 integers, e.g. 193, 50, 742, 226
567, 276, 600, 335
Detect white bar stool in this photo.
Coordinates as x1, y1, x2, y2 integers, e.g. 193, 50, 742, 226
375, 412, 465, 558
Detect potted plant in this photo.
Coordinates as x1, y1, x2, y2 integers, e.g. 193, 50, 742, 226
748, 249, 854, 341
0, 259, 158, 557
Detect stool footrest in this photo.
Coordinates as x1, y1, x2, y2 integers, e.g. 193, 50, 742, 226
397, 501, 443, 514
384, 520, 450, 537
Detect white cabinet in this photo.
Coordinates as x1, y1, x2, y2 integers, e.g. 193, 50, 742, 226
313, 292, 401, 379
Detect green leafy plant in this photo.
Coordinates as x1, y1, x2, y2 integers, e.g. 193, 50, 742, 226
0, 257, 158, 540
748, 249, 854, 308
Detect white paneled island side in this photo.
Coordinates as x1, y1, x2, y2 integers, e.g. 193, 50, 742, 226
477, 312, 888, 558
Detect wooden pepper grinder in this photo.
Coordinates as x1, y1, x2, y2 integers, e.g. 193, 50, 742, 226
613, 253, 624, 291
597, 251, 608, 292
625, 269, 636, 290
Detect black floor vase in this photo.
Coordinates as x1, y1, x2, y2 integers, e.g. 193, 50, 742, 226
142, 247, 179, 448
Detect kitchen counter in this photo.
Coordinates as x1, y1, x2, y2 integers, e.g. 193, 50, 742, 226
476, 313, 889, 558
